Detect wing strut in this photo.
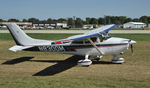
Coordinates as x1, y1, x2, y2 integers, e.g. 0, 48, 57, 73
88, 38, 102, 55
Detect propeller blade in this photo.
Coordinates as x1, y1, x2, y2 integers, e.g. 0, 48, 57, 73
130, 44, 134, 55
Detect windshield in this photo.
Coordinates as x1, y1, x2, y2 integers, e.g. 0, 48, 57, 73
100, 33, 111, 42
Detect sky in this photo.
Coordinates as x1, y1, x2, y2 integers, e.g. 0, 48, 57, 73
0, 0, 150, 20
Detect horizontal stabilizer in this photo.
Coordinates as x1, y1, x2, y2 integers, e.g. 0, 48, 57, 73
9, 45, 33, 52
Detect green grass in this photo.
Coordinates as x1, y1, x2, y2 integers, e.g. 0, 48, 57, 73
0, 33, 150, 88
0, 28, 88, 30
0, 33, 78, 40
113, 28, 147, 30
1, 27, 149, 30
111, 34, 150, 41
0, 33, 150, 41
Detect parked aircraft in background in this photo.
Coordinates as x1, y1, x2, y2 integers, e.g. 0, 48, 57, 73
7, 23, 136, 66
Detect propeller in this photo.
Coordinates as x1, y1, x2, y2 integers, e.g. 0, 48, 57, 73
128, 40, 135, 55
130, 44, 134, 55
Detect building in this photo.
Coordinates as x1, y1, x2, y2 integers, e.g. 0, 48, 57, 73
83, 25, 94, 29
0, 22, 32, 26
148, 24, 150, 28
32, 21, 67, 29
123, 22, 147, 28
0, 21, 68, 29
0, 22, 32, 29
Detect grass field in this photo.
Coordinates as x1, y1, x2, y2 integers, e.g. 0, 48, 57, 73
0, 33, 150, 88
1, 28, 149, 30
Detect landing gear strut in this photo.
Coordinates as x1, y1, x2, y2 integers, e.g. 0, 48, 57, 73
78, 55, 92, 66
112, 55, 125, 64
93, 56, 103, 61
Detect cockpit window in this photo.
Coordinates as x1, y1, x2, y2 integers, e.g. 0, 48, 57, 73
100, 33, 111, 42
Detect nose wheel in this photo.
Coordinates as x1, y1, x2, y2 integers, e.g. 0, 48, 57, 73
112, 55, 125, 64
78, 55, 92, 66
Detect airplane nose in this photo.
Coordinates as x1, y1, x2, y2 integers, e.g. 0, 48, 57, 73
129, 40, 136, 44
128, 40, 136, 55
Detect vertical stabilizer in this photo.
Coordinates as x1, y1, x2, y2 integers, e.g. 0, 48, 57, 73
7, 23, 52, 46
7, 23, 34, 45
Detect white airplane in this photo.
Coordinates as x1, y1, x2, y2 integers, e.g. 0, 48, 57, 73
6, 23, 136, 66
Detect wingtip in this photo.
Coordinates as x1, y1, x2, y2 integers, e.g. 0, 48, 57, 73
110, 24, 117, 29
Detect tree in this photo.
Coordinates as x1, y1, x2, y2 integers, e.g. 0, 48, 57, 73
47, 18, 52, 22
147, 16, 150, 23
75, 18, 83, 28
104, 16, 111, 24
85, 17, 91, 24
140, 16, 148, 24
58, 18, 67, 22
98, 17, 105, 25
22, 19, 28, 22
0, 19, 4, 22
132, 18, 139, 22
118, 16, 127, 24
125, 17, 132, 23
28, 18, 39, 23
114, 16, 121, 24
8, 19, 20, 22
90, 18, 98, 24
111, 16, 118, 24
67, 18, 75, 28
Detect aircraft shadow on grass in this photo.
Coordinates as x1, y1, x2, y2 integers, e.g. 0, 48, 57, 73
32, 56, 112, 76
2, 56, 112, 76
32, 55, 82, 76
2, 57, 34, 65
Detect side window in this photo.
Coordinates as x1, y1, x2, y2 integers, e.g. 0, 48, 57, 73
72, 40, 91, 44
91, 37, 97, 42
99, 35, 103, 42
72, 41, 83, 44
99, 34, 111, 42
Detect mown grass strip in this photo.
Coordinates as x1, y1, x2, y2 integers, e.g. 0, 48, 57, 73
0, 33, 150, 41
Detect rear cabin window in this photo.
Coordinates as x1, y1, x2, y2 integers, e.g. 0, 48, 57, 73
72, 37, 98, 44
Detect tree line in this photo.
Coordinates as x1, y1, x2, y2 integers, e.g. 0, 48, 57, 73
0, 16, 150, 28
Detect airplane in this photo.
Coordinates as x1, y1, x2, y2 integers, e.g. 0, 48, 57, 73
6, 23, 136, 66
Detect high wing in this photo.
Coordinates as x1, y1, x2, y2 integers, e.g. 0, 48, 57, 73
64, 24, 116, 41
53, 24, 116, 55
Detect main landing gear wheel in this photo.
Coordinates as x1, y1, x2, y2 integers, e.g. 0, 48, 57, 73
112, 55, 125, 64
78, 55, 92, 66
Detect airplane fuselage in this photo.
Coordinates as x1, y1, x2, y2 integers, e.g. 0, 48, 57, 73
24, 37, 134, 56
